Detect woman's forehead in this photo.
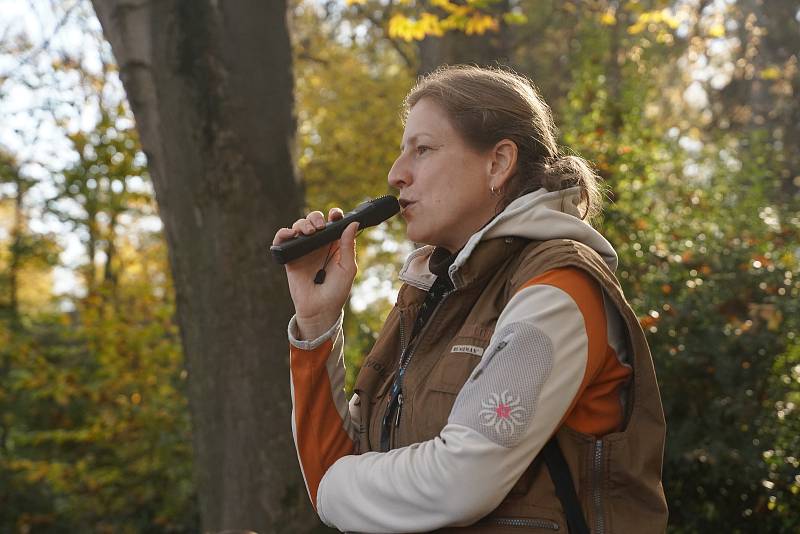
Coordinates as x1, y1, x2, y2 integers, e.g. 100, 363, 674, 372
402, 100, 454, 144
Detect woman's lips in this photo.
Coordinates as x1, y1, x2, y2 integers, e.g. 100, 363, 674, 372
399, 199, 415, 214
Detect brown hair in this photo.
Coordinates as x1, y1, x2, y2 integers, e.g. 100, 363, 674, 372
404, 65, 604, 221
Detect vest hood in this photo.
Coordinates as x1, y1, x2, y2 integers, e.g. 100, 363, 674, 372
399, 187, 618, 290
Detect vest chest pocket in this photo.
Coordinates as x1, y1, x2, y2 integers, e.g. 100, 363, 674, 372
408, 327, 493, 442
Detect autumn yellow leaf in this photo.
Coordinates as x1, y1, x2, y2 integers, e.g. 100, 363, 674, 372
662, 12, 680, 29
389, 13, 443, 41
503, 11, 528, 26
760, 67, 781, 80
628, 21, 646, 35
708, 23, 725, 38
601, 10, 616, 26
628, 10, 679, 34
419, 12, 444, 37
431, 0, 459, 14
465, 13, 499, 35
388, 14, 415, 42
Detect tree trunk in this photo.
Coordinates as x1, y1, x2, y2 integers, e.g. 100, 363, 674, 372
89, 1, 316, 532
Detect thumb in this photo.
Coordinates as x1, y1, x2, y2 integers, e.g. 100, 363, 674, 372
338, 221, 359, 272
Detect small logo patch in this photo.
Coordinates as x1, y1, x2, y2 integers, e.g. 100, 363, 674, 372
479, 390, 526, 435
451, 344, 484, 356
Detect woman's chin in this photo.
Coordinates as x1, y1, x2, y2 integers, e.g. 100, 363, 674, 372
404, 225, 418, 241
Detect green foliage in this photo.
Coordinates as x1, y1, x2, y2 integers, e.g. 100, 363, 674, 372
0, 238, 199, 534
0, 86, 198, 531
643, 137, 800, 534
0, 151, 61, 319
294, 1, 413, 210
49, 100, 153, 293
0, 236, 198, 532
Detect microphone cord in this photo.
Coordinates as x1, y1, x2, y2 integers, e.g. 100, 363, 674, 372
314, 229, 364, 285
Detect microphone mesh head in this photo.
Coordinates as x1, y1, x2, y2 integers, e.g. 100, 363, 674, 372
360, 195, 400, 227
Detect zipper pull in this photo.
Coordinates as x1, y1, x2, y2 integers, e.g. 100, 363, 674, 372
394, 393, 404, 427
399, 313, 407, 352
471, 339, 509, 381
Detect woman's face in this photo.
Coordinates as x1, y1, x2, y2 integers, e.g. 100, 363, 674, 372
388, 98, 499, 252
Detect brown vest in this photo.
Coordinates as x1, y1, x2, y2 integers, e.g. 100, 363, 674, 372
353, 237, 668, 533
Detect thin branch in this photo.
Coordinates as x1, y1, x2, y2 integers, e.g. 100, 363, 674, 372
297, 51, 329, 66
353, 3, 416, 69
12, 0, 81, 72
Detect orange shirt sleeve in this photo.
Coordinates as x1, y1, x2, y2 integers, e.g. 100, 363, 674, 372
290, 339, 355, 508
518, 267, 631, 436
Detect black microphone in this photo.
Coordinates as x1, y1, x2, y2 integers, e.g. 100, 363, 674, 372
270, 195, 401, 265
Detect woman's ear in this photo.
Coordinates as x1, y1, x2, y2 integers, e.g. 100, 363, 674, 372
488, 139, 518, 191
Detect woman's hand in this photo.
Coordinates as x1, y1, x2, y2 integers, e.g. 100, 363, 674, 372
273, 208, 359, 340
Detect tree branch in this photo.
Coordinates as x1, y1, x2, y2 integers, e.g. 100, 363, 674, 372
12, 0, 81, 71
353, 3, 416, 70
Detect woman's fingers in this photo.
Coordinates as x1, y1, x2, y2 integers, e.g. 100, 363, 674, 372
291, 218, 316, 236
338, 221, 359, 273
272, 207, 345, 246
272, 227, 296, 245
329, 207, 344, 221
307, 211, 326, 229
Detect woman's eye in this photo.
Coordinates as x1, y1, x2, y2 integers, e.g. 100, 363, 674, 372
416, 145, 431, 155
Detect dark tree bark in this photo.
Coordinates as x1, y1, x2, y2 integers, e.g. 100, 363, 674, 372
89, 1, 316, 532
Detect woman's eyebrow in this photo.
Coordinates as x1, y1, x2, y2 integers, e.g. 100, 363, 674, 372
400, 133, 434, 151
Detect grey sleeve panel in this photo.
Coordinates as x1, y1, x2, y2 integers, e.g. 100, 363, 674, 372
448, 322, 554, 448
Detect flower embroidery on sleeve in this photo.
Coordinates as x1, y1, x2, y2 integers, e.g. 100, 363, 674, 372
479, 390, 526, 435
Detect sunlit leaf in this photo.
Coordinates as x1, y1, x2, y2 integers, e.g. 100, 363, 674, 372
465, 13, 499, 35
708, 23, 726, 38
503, 11, 528, 26
760, 67, 781, 80
600, 10, 616, 26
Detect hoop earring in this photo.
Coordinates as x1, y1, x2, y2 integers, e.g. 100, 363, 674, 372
490, 185, 497, 196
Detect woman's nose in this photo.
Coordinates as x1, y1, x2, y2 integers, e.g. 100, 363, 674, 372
388, 154, 410, 190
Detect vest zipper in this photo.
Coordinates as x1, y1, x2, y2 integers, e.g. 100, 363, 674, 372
592, 439, 605, 534
394, 392, 403, 426
399, 312, 407, 354
483, 517, 560, 530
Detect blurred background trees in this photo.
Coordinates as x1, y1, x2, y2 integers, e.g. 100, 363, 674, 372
0, 0, 798, 532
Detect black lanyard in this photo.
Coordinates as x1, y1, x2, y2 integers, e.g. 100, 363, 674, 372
380, 275, 453, 451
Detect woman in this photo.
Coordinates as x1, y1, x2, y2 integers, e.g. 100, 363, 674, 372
274, 66, 667, 533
